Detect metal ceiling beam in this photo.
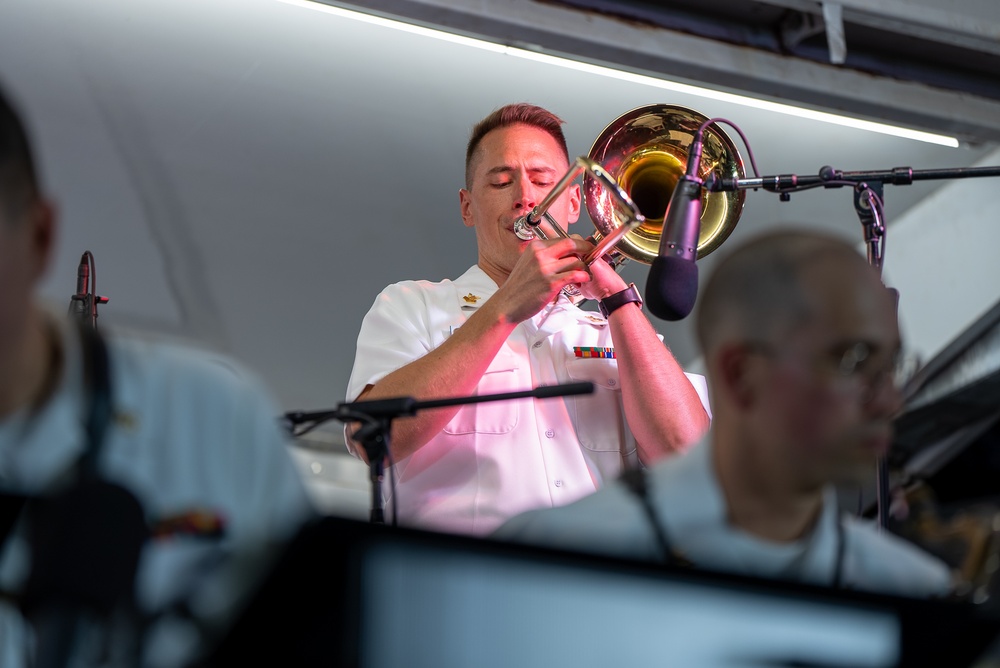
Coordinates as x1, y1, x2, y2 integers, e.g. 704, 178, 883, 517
317, 0, 1000, 145
756, 0, 1000, 56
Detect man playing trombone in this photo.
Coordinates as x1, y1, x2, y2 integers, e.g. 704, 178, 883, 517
346, 103, 709, 536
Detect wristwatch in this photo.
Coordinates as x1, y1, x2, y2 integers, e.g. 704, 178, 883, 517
598, 283, 643, 318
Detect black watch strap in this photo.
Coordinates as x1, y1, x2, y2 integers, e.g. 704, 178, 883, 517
598, 283, 643, 318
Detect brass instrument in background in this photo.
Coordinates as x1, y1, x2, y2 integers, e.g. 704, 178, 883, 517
514, 104, 747, 268
891, 482, 1000, 605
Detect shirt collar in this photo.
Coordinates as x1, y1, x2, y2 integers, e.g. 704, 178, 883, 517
650, 437, 842, 580
452, 265, 499, 310
0, 312, 87, 490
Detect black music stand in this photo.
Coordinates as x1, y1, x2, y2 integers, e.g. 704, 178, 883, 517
285, 382, 595, 524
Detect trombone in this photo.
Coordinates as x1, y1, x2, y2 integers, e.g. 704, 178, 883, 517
513, 156, 645, 268
513, 104, 747, 270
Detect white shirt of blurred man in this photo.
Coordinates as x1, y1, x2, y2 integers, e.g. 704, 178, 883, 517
0, 85, 314, 667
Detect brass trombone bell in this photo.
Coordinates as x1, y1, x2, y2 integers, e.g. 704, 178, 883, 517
585, 104, 747, 263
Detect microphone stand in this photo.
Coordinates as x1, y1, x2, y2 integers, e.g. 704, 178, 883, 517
709, 162, 1000, 529
706, 164, 1000, 196
285, 382, 594, 525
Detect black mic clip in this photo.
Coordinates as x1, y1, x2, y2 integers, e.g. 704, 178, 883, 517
819, 165, 843, 183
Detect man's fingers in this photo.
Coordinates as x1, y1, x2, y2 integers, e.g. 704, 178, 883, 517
537, 237, 583, 258
551, 253, 589, 278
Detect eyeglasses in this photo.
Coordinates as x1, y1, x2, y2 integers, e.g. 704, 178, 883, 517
747, 340, 920, 401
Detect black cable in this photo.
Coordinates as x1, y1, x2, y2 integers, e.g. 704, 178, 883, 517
386, 448, 398, 528
697, 118, 762, 179
862, 186, 887, 272
620, 469, 673, 566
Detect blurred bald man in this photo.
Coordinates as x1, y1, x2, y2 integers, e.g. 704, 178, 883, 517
496, 230, 951, 597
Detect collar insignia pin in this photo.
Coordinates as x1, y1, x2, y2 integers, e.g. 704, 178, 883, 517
113, 411, 138, 430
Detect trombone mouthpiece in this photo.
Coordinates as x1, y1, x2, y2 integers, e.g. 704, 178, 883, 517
513, 216, 536, 241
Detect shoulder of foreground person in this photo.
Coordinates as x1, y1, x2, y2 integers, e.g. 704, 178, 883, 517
101, 330, 316, 521
841, 516, 954, 598
492, 479, 660, 561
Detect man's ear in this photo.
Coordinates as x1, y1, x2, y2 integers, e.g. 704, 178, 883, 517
713, 343, 759, 412
29, 198, 57, 282
459, 188, 474, 229
566, 183, 581, 225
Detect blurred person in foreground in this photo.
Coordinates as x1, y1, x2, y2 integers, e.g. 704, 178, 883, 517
345, 103, 710, 536
496, 230, 951, 597
0, 82, 314, 666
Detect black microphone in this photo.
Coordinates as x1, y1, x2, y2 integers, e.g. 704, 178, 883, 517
68, 253, 91, 323
645, 133, 704, 321
67, 252, 108, 328
75, 254, 89, 297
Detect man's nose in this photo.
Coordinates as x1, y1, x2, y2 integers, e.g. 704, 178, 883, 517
514, 178, 538, 211
864, 373, 905, 417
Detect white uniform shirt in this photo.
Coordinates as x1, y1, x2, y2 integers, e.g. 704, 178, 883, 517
495, 438, 952, 598
347, 265, 709, 536
0, 320, 315, 667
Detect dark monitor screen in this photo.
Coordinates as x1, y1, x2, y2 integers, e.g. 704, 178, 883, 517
210, 517, 996, 668
357, 537, 898, 668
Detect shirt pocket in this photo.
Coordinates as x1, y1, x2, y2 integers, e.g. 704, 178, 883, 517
442, 364, 520, 435
564, 357, 626, 452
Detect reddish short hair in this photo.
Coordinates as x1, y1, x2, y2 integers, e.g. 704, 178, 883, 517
464, 103, 569, 188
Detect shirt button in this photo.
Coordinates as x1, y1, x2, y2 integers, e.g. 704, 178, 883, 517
544, 429, 555, 438
554, 480, 563, 487
532, 341, 543, 349
608, 378, 617, 387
